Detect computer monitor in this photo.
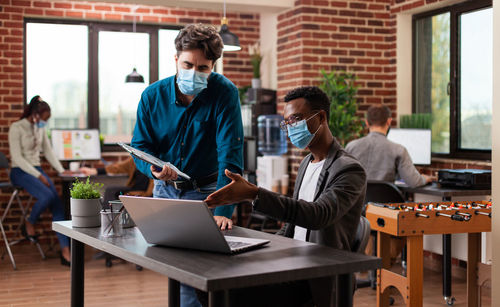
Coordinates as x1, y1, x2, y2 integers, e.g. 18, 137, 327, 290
51, 129, 101, 161
386, 128, 431, 165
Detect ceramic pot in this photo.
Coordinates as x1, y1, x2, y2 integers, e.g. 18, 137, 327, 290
251, 78, 261, 89
70, 198, 102, 227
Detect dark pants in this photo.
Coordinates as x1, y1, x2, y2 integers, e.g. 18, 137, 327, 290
10, 167, 69, 248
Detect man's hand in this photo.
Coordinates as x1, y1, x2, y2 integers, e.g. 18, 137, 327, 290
423, 174, 433, 184
79, 167, 97, 176
214, 216, 233, 230
151, 165, 178, 181
38, 175, 50, 187
205, 169, 258, 207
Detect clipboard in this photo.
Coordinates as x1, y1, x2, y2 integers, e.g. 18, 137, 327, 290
117, 142, 191, 180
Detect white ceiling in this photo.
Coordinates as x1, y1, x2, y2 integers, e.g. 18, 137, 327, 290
78, 0, 293, 13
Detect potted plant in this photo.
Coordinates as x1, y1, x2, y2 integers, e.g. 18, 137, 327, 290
318, 69, 363, 146
70, 177, 103, 227
249, 41, 262, 88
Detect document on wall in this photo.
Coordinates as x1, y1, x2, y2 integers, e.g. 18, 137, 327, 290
118, 142, 191, 180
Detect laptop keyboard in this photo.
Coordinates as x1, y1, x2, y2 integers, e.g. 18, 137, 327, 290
227, 241, 251, 249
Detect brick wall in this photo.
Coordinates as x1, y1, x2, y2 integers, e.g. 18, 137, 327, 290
276, 0, 396, 188
275, 0, 490, 189
0, 0, 258, 245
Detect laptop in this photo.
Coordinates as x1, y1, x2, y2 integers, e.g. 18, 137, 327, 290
119, 195, 270, 254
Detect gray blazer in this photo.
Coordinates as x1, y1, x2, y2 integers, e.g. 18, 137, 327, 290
253, 140, 366, 306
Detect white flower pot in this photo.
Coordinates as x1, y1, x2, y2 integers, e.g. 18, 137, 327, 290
251, 78, 261, 89
70, 198, 102, 227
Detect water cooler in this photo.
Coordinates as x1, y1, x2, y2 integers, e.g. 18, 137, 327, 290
256, 114, 288, 192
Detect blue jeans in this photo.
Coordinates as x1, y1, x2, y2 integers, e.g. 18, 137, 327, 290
10, 167, 69, 249
153, 180, 217, 307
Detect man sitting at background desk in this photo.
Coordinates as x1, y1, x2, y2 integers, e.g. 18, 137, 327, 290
345, 105, 431, 188
204, 86, 366, 307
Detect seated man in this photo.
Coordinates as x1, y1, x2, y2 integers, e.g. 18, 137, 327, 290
80, 156, 153, 206
204, 86, 366, 307
345, 105, 431, 188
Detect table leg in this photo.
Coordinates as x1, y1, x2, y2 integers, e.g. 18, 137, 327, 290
337, 273, 353, 307
377, 231, 391, 307
71, 239, 84, 307
407, 236, 423, 307
442, 234, 454, 305
168, 279, 180, 307
467, 233, 481, 307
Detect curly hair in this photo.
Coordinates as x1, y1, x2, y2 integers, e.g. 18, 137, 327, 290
174, 24, 223, 62
284, 86, 330, 119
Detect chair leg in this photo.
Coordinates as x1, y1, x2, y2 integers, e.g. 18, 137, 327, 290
0, 220, 16, 269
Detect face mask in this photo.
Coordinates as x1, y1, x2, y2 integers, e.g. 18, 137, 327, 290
287, 113, 320, 149
35, 120, 47, 129
176, 69, 209, 96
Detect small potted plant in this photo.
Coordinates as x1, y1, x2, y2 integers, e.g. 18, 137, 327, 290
249, 41, 262, 88
70, 177, 103, 227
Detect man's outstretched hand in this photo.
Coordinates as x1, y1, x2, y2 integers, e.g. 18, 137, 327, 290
205, 169, 259, 207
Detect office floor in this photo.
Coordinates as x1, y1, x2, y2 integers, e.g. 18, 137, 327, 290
0, 245, 492, 307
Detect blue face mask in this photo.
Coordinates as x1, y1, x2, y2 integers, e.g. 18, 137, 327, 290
287, 112, 320, 149
35, 120, 47, 129
176, 69, 209, 96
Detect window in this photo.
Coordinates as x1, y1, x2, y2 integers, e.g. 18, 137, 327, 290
25, 20, 181, 148
26, 23, 88, 130
413, 0, 492, 159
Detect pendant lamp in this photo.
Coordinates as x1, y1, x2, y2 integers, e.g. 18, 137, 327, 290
219, 0, 241, 52
125, 7, 144, 83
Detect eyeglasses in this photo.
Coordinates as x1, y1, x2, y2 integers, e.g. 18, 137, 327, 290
279, 111, 320, 131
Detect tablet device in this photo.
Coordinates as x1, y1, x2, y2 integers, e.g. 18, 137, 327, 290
118, 142, 191, 180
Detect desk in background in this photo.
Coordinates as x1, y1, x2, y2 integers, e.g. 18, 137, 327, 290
397, 182, 491, 306
53, 221, 381, 307
58, 174, 128, 219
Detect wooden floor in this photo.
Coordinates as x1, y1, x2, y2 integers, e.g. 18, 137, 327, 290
0, 244, 492, 306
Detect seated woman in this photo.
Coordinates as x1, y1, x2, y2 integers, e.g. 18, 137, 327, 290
79, 156, 154, 206
8, 95, 72, 266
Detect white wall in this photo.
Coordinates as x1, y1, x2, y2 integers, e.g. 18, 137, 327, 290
259, 12, 278, 90
491, 0, 499, 304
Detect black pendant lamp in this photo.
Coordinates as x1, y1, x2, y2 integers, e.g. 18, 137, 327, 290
219, 0, 241, 52
125, 68, 144, 83
125, 8, 144, 83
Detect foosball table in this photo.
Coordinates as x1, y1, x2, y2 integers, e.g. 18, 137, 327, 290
366, 200, 492, 307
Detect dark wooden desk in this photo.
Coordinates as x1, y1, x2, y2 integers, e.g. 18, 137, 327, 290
397, 182, 491, 305
58, 174, 128, 219
53, 221, 381, 307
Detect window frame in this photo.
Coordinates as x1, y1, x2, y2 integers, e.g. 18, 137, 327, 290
23, 18, 182, 152
412, 0, 492, 161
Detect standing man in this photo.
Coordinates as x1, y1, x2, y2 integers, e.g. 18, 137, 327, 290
345, 105, 431, 188
204, 86, 366, 306
131, 24, 243, 307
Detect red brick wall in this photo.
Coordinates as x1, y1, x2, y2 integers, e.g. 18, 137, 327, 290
276, 0, 396, 188
0, 0, 258, 245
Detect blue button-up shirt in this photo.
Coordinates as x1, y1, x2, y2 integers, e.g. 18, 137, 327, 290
131, 72, 243, 217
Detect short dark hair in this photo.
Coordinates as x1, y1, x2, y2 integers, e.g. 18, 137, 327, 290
21, 95, 50, 119
366, 105, 391, 126
284, 86, 330, 119
174, 24, 223, 62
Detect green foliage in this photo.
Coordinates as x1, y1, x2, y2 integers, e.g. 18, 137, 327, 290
238, 85, 251, 104
400, 113, 432, 129
318, 70, 363, 146
70, 177, 103, 199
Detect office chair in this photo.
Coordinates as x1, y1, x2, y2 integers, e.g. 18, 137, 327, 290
0, 152, 45, 270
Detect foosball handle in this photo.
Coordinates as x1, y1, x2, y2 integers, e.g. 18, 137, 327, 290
451, 214, 465, 221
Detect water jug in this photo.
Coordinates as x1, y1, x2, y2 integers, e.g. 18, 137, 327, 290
257, 115, 287, 155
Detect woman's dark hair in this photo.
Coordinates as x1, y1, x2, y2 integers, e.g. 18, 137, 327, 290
21, 95, 51, 119
284, 86, 330, 119
366, 105, 391, 126
174, 24, 223, 62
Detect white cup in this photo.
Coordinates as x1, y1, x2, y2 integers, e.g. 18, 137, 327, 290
69, 162, 80, 172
